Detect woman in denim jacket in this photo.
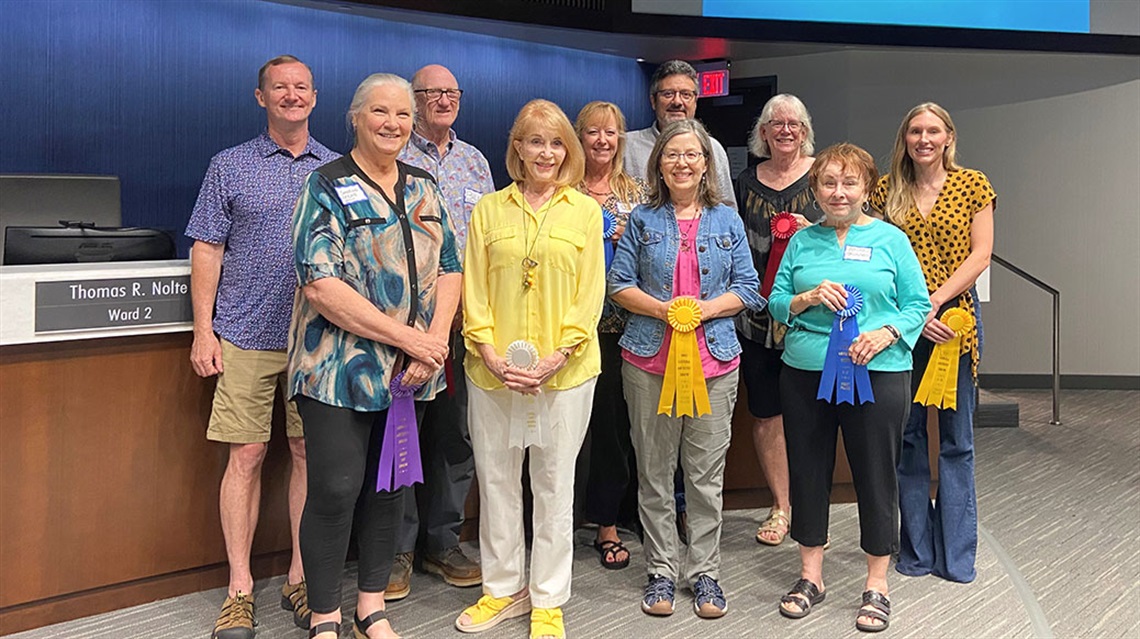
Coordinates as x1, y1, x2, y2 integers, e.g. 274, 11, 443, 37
608, 119, 764, 620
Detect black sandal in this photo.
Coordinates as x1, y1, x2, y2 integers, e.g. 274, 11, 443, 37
593, 539, 631, 570
309, 620, 340, 638
354, 609, 389, 639
855, 590, 891, 633
779, 578, 826, 619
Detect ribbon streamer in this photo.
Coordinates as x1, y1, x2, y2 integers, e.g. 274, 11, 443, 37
505, 340, 552, 449
657, 298, 712, 417
761, 212, 798, 298
602, 209, 618, 271
817, 284, 875, 405
913, 308, 975, 410
377, 371, 424, 492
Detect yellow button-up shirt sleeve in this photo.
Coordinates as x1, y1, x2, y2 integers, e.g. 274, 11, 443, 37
463, 183, 604, 392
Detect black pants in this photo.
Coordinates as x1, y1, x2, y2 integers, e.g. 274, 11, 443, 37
780, 366, 911, 557
398, 335, 475, 554
582, 332, 635, 526
296, 396, 418, 614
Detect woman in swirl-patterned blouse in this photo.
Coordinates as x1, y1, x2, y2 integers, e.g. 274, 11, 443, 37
287, 73, 462, 639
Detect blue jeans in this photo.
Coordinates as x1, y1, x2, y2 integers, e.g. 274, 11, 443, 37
897, 351, 978, 583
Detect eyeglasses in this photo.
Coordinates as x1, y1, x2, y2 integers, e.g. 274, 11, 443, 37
765, 120, 802, 132
414, 88, 463, 102
655, 89, 697, 102
662, 151, 706, 164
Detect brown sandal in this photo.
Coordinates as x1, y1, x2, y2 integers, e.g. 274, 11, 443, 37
756, 508, 790, 546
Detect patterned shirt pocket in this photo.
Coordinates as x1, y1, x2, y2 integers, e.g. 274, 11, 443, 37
343, 216, 392, 296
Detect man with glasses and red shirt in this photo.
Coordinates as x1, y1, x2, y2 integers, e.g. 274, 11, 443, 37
624, 59, 736, 211
388, 63, 495, 601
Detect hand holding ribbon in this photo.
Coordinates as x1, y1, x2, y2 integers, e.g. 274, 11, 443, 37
657, 298, 712, 417
504, 340, 552, 449
914, 308, 974, 409
377, 371, 424, 492
816, 284, 875, 405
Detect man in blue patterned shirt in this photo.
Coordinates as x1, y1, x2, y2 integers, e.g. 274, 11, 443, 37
185, 55, 337, 639
388, 64, 494, 600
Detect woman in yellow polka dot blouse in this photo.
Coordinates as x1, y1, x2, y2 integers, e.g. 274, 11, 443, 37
871, 103, 995, 584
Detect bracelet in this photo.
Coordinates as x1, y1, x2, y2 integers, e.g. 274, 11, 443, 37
882, 324, 902, 342
557, 347, 574, 360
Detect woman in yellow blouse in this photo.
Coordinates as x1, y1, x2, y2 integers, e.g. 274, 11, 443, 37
871, 102, 995, 585
457, 99, 605, 639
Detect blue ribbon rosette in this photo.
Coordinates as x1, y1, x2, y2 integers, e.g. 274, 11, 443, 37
377, 371, 424, 492
816, 284, 875, 405
602, 209, 618, 271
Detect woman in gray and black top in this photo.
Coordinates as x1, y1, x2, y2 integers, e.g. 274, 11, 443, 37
734, 94, 820, 548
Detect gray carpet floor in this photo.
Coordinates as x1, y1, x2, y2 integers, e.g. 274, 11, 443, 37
8, 389, 1139, 639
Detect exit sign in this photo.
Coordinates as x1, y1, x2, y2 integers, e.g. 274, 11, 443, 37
698, 69, 729, 97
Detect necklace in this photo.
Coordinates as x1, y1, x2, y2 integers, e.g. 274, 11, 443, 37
678, 213, 701, 252
583, 180, 612, 198
521, 193, 557, 290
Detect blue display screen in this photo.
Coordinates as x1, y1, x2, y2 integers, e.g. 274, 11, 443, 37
702, 0, 1091, 34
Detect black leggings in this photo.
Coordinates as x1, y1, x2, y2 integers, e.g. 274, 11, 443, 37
296, 396, 417, 614
780, 366, 911, 557
582, 332, 635, 526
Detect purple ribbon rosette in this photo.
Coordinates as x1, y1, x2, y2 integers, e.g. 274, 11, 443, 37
816, 284, 875, 405
376, 371, 424, 492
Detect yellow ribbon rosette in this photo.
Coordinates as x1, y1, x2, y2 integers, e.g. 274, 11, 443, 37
913, 308, 976, 410
657, 298, 712, 417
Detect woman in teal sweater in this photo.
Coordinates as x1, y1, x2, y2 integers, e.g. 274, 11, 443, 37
767, 143, 930, 633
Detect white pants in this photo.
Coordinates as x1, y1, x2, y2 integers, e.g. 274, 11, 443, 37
467, 376, 596, 608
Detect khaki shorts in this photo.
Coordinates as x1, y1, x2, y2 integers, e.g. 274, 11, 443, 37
206, 338, 304, 444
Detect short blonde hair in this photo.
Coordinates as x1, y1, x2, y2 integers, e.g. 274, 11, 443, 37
506, 100, 585, 188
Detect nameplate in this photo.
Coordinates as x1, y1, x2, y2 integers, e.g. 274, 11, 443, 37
35, 276, 192, 332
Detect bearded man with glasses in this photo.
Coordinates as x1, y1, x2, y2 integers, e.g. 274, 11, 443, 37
624, 60, 737, 210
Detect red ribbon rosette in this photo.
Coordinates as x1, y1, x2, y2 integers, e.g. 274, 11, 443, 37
760, 212, 798, 298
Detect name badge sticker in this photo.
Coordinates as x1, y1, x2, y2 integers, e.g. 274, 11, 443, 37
334, 183, 368, 206
464, 188, 482, 205
843, 245, 872, 262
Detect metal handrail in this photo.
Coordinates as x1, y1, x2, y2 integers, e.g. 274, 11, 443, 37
990, 254, 1061, 424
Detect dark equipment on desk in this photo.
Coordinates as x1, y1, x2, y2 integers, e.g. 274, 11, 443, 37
3, 221, 176, 265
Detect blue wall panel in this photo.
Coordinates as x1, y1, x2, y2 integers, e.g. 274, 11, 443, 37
0, 0, 651, 255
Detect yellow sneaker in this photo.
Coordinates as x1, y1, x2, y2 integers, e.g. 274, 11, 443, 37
455, 593, 531, 633
530, 607, 565, 639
